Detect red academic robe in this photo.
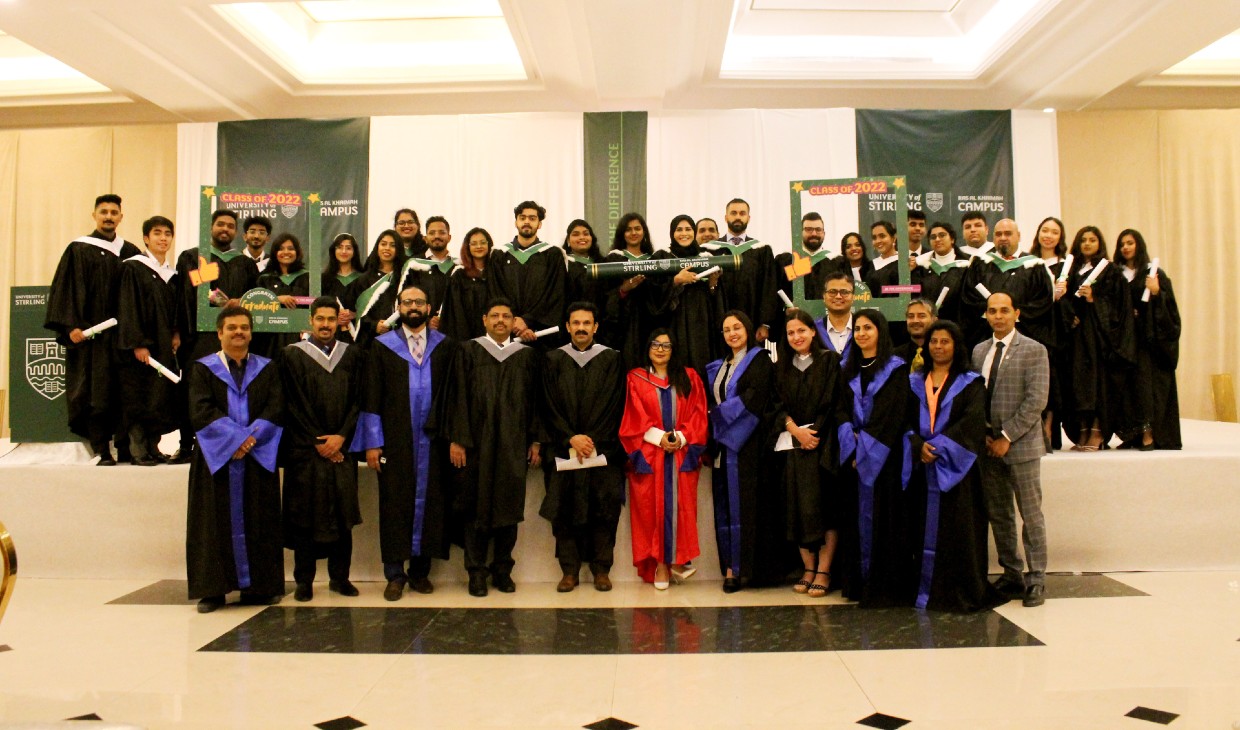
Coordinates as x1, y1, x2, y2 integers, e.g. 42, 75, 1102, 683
619, 367, 708, 583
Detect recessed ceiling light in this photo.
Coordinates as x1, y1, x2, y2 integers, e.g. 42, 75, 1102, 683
1042, 107, 1055, 113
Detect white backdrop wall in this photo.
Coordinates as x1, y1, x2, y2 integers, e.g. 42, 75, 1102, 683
176, 109, 1059, 258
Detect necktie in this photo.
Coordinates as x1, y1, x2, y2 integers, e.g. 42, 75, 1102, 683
410, 333, 424, 364
985, 341, 1004, 421
911, 346, 923, 372
730, 236, 743, 245
718, 360, 733, 403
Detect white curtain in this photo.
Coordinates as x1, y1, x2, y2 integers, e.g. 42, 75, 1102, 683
174, 123, 218, 256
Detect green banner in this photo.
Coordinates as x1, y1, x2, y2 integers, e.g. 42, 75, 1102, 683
218, 118, 369, 256
855, 110, 1014, 238
584, 111, 647, 251
8, 286, 75, 443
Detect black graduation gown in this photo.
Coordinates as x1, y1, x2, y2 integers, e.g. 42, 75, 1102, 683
706, 349, 795, 585
773, 351, 844, 544
710, 238, 781, 334
185, 355, 284, 600
565, 255, 619, 350
659, 245, 726, 380
916, 251, 970, 326
253, 270, 310, 359
863, 258, 901, 299
280, 341, 363, 547
354, 329, 459, 563
1044, 259, 1076, 448
439, 268, 491, 343
444, 337, 543, 531
907, 374, 1006, 613
960, 256, 1055, 348
176, 247, 259, 364
44, 235, 143, 439
603, 250, 670, 371
1127, 268, 1182, 449
836, 357, 915, 608
489, 240, 567, 334
320, 271, 363, 343
115, 253, 179, 437
539, 345, 626, 530
343, 269, 398, 348
1064, 262, 1139, 443
403, 258, 457, 317
775, 249, 835, 304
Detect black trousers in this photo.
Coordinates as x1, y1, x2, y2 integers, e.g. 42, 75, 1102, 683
463, 523, 518, 577
553, 517, 618, 576
383, 555, 432, 582
291, 528, 353, 585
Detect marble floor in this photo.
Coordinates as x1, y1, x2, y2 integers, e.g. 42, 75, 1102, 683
0, 572, 1237, 729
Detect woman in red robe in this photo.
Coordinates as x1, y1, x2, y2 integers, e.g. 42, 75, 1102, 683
620, 328, 709, 588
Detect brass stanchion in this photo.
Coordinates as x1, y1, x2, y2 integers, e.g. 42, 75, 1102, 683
0, 520, 15, 626
1212, 374, 1237, 423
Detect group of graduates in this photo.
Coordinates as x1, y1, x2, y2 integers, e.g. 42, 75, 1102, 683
44, 193, 1181, 614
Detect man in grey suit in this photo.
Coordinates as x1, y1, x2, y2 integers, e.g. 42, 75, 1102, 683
972, 292, 1050, 607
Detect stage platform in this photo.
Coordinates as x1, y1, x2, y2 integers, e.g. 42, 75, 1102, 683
1, 420, 1237, 585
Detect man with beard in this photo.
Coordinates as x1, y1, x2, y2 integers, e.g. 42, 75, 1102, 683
695, 218, 719, 247
240, 215, 271, 269
540, 302, 626, 592
281, 297, 365, 602
776, 212, 834, 306
399, 215, 457, 329
490, 201, 566, 344
446, 297, 543, 597
710, 198, 779, 343
116, 215, 180, 466
45, 194, 143, 464
354, 284, 459, 600
394, 208, 427, 258
186, 306, 283, 613
173, 209, 259, 463
961, 219, 1054, 348
894, 298, 937, 370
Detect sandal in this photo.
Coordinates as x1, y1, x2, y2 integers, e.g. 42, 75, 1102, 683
793, 569, 814, 594
807, 571, 830, 598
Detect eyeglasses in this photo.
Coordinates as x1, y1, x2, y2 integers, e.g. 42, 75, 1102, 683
649, 342, 672, 352
824, 289, 853, 298
399, 298, 428, 307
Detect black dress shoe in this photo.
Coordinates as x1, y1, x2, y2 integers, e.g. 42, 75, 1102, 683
329, 580, 359, 597
168, 449, 194, 465
196, 595, 225, 613
132, 455, 160, 467
468, 573, 488, 597
1022, 584, 1046, 607
491, 574, 516, 593
294, 583, 313, 602
722, 577, 741, 593
96, 455, 117, 466
992, 576, 1026, 598
408, 576, 434, 595
240, 592, 281, 606
383, 578, 406, 601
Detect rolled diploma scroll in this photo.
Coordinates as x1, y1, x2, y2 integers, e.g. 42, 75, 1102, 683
337, 297, 358, 339
147, 358, 181, 384
1057, 254, 1074, 283
694, 265, 722, 281
777, 290, 795, 309
974, 283, 993, 299
82, 318, 118, 339
1142, 258, 1160, 302
533, 326, 560, 339
1075, 258, 1109, 297
935, 286, 950, 309
383, 311, 401, 329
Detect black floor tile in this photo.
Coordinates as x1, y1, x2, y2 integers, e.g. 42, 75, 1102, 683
1042, 572, 1149, 598
857, 712, 911, 729
1125, 706, 1179, 724
108, 579, 295, 605
315, 716, 366, 730
201, 604, 1040, 655
584, 718, 638, 730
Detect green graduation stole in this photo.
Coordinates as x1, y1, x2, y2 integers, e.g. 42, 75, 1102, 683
278, 270, 307, 286
990, 254, 1041, 273
211, 247, 243, 263
618, 250, 651, 261
570, 254, 592, 266
500, 240, 551, 265
414, 257, 458, 275
806, 249, 833, 267
335, 271, 362, 287
354, 273, 392, 318
928, 259, 970, 275
714, 238, 760, 255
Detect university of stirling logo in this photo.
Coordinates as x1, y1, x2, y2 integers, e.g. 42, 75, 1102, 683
925, 192, 945, 213
26, 337, 66, 400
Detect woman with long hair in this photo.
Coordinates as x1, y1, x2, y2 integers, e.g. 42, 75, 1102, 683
321, 233, 364, 343
439, 227, 495, 342
1063, 226, 1138, 450
619, 328, 709, 589
344, 229, 407, 347
606, 212, 667, 370
561, 219, 617, 348
1114, 228, 1182, 449
836, 308, 914, 607
906, 320, 1006, 612
254, 232, 309, 358
774, 308, 845, 598
658, 214, 724, 380
833, 232, 875, 302
706, 310, 790, 592
1033, 216, 1073, 450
